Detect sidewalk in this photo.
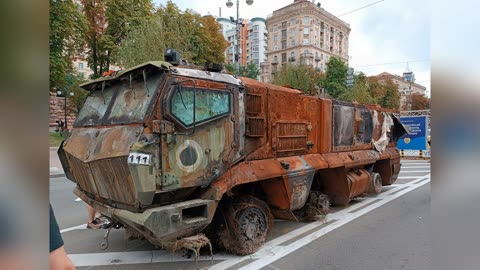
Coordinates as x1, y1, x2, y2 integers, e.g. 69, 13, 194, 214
50, 147, 65, 178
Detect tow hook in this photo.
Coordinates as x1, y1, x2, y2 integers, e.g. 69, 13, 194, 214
100, 221, 122, 250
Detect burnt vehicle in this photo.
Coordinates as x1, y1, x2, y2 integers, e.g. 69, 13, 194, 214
58, 54, 407, 255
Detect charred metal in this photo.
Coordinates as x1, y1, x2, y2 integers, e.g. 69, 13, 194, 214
58, 61, 407, 256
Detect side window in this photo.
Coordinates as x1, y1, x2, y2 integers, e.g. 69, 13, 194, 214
170, 86, 231, 127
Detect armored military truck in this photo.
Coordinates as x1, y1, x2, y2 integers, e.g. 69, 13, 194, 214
58, 57, 407, 255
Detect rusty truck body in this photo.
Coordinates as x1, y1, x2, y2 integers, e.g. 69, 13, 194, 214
58, 60, 407, 255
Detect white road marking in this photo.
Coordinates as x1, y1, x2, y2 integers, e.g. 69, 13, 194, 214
211, 174, 430, 270
398, 170, 430, 173
63, 163, 431, 268
69, 250, 238, 267
61, 224, 87, 233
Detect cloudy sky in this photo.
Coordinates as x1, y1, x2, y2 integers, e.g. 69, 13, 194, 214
153, 0, 430, 96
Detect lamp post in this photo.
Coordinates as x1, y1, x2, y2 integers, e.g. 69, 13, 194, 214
55, 88, 75, 132
226, 0, 254, 75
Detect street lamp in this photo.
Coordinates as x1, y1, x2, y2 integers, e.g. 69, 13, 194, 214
226, 0, 254, 75
55, 87, 74, 132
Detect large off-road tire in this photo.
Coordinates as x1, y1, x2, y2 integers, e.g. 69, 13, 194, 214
218, 195, 273, 255
367, 172, 383, 194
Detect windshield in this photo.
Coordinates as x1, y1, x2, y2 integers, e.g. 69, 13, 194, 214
74, 72, 163, 127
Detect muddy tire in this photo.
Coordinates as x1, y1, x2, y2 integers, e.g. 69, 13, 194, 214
368, 172, 382, 194
219, 195, 273, 255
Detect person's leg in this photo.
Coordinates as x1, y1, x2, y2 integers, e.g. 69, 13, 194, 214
87, 205, 96, 223
86, 205, 103, 229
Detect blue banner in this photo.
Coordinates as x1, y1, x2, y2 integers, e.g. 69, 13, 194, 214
397, 116, 428, 150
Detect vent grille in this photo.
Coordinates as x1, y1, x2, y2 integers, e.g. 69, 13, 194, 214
246, 94, 262, 114
246, 117, 265, 137
274, 122, 307, 154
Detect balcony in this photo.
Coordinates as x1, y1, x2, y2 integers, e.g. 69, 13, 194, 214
288, 56, 296, 62
271, 59, 279, 65
301, 52, 314, 59
315, 56, 321, 62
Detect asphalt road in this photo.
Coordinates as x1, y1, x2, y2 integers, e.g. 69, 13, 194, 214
50, 160, 430, 270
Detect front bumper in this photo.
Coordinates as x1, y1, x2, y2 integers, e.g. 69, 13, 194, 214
75, 187, 217, 242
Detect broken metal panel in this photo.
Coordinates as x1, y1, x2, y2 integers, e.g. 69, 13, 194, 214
355, 107, 373, 144
333, 104, 355, 147
173, 67, 241, 86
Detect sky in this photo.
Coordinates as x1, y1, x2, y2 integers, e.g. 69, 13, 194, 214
153, 0, 430, 96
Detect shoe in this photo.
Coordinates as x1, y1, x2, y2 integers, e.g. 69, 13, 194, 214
87, 217, 105, 230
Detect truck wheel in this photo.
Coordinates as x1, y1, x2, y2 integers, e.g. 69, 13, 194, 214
368, 172, 383, 194
219, 195, 273, 255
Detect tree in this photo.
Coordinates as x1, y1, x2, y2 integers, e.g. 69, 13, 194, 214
324, 57, 348, 98
272, 62, 323, 95
64, 72, 89, 111
242, 62, 260, 79
366, 76, 387, 104
115, 1, 227, 68
379, 79, 400, 109
225, 62, 260, 79
80, 0, 108, 79
339, 72, 374, 104
411, 93, 429, 110
104, 0, 153, 69
50, 0, 86, 89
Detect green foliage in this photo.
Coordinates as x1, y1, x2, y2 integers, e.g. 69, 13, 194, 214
49, 0, 87, 88
115, 1, 227, 68
272, 63, 323, 95
379, 79, 400, 109
241, 62, 260, 79
339, 72, 374, 104
80, 0, 108, 78
225, 62, 260, 79
50, 132, 65, 147
225, 63, 236, 74
411, 93, 429, 110
324, 57, 348, 98
64, 72, 89, 110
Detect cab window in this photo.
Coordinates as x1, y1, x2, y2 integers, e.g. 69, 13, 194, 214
170, 86, 230, 127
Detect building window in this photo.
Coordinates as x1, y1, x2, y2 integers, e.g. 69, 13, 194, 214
273, 34, 278, 42
281, 53, 287, 63
273, 56, 278, 62
291, 18, 296, 25
303, 16, 310, 24
281, 40, 287, 49
281, 29, 287, 40
78, 62, 84, 70
303, 38, 309, 44
273, 25, 278, 32
290, 28, 296, 36
254, 25, 259, 31
282, 21, 287, 29
303, 27, 309, 35
291, 39, 296, 46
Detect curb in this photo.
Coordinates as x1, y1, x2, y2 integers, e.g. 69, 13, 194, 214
50, 173, 66, 178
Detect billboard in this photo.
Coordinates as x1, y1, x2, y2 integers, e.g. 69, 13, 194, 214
397, 116, 428, 150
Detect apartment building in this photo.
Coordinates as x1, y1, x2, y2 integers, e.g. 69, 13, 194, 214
262, 0, 351, 82
374, 70, 427, 110
217, 17, 248, 66
246, 17, 268, 67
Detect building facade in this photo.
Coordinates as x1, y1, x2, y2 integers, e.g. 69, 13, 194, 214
262, 0, 351, 82
374, 71, 427, 110
217, 17, 248, 66
246, 17, 268, 67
